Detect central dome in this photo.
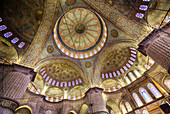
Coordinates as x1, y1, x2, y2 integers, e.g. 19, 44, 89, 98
54, 8, 107, 59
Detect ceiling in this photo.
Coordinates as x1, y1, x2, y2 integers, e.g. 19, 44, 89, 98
0, 0, 169, 103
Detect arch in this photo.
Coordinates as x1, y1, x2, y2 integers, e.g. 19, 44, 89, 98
125, 76, 131, 84
45, 87, 64, 102
142, 109, 149, 114
125, 102, 132, 112
132, 93, 143, 107
101, 79, 121, 92
147, 83, 162, 98
68, 110, 77, 114
120, 104, 127, 114
0, 36, 19, 63
139, 88, 153, 103
106, 99, 121, 114
164, 80, 170, 89
79, 104, 90, 114
128, 72, 136, 81
68, 86, 88, 100
35, 57, 90, 88
15, 105, 32, 114
94, 42, 137, 86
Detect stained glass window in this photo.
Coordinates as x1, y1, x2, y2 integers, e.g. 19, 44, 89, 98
4, 32, 12, 38
125, 102, 132, 112
120, 104, 127, 114
134, 70, 141, 77
118, 85, 121, 89
143, 110, 149, 114
164, 80, 170, 89
147, 83, 162, 98
108, 88, 111, 92
143, 0, 150, 1
125, 77, 131, 84
111, 110, 114, 114
132, 93, 143, 107
18, 42, 25, 48
0, 25, 7, 31
145, 64, 151, 69
139, 5, 148, 11
113, 87, 116, 91
136, 13, 144, 18
128, 72, 136, 81
139, 88, 153, 103
0, 18, 2, 22
11, 38, 19, 44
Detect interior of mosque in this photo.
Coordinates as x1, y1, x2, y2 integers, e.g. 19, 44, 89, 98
0, 0, 169, 114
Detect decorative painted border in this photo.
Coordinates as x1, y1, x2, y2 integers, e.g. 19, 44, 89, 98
54, 8, 107, 59
19, 0, 60, 67
0, 97, 19, 111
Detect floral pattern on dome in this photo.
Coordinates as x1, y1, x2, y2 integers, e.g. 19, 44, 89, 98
101, 47, 137, 79
3, 0, 44, 41
45, 63, 80, 80
54, 8, 107, 59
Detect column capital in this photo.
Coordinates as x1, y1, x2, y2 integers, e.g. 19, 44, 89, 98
85, 87, 104, 95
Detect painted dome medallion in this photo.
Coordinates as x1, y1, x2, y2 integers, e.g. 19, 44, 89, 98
54, 8, 107, 59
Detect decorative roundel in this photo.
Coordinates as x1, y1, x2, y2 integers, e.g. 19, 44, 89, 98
54, 8, 107, 59
47, 45, 54, 53
65, 0, 76, 6
111, 29, 118, 37
85, 61, 92, 68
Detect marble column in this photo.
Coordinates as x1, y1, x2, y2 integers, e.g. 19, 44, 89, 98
85, 87, 108, 114
138, 22, 170, 73
0, 63, 36, 114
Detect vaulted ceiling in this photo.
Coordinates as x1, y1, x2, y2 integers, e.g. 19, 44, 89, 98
0, 0, 169, 102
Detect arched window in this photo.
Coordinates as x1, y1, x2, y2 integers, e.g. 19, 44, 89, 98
125, 102, 132, 112
139, 5, 148, 11
125, 76, 131, 84
164, 80, 170, 89
136, 13, 144, 18
139, 88, 153, 103
134, 70, 141, 78
120, 104, 127, 114
0, 25, 7, 31
11, 38, 19, 44
117, 85, 121, 89
111, 110, 114, 114
142, 110, 149, 114
4, 32, 12, 38
128, 72, 136, 81
18, 42, 25, 48
0, 18, 2, 22
113, 87, 116, 91
108, 88, 111, 92
145, 65, 151, 70
132, 93, 143, 107
147, 83, 162, 98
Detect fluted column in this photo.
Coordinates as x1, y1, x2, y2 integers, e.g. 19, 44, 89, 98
0, 63, 36, 114
138, 22, 170, 73
85, 87, 108, 114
